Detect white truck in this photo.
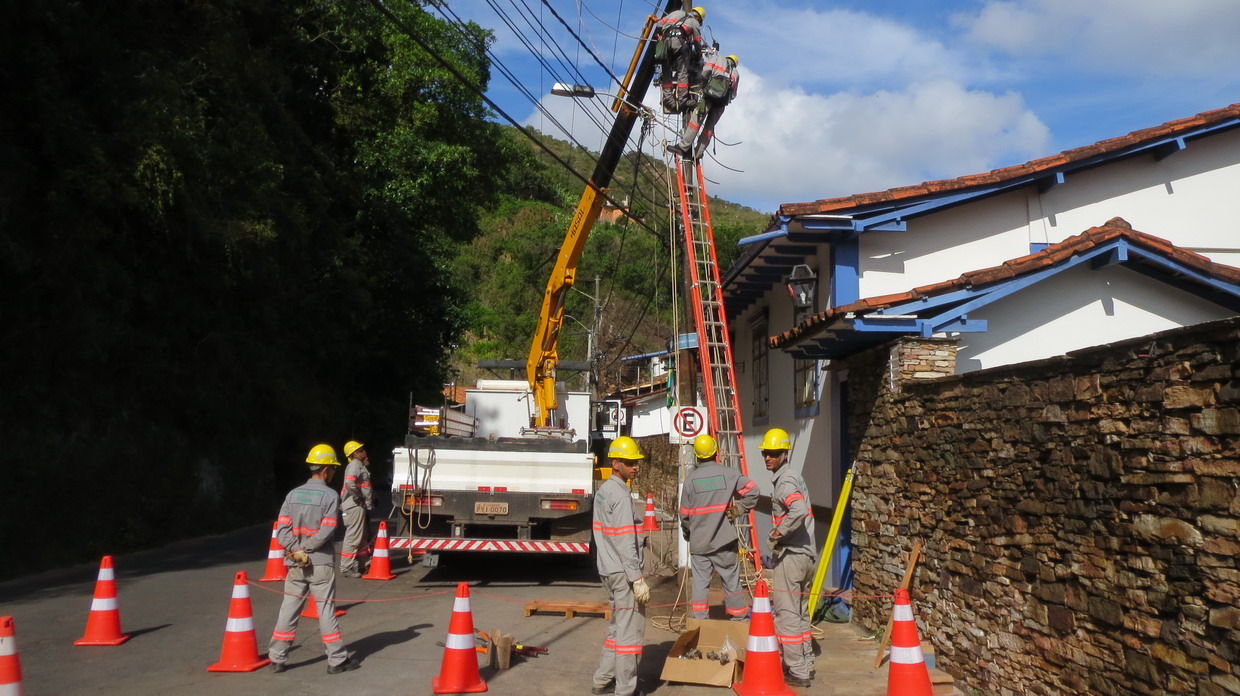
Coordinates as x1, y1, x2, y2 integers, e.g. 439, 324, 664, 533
389, 379, 622, 559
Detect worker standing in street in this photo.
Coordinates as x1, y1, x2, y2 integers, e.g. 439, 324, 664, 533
669, 48, 739, 160
680, 433, 758, 620
339, 440, 375, 578
591, 436, 650, 696
269, 444, 360, 674
654, 6, 705, 114
762, 427, 816, 687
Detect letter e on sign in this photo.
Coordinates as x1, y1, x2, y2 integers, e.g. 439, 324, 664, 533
673, 407, 706, 438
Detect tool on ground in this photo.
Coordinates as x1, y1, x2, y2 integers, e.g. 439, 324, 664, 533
873, 540, 923, 669
807, 463, 856, 620
75, 555, 131, 646
207, 570, 272, 672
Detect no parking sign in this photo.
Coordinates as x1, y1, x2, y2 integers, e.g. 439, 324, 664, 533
669, 406, 706, 444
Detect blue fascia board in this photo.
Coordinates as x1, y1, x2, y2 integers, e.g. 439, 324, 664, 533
924, 317, 987, 336
851, 317, 921, 332
739, 227, 788, 247
1090, 243, 1129, 269
1125, 245, 1240, 300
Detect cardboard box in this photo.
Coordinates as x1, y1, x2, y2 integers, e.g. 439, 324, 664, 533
659, 618, 751, 687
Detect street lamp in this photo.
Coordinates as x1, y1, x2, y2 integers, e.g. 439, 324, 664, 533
786, 264, 818, 310
551, 82, 596, 99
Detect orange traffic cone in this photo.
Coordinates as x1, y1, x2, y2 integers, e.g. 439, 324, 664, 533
301, 592, 347, 619
432, 582, 486, 694
207, 571, 272, 672
732, 580, 792, 696
642, 493, 659, 532
259, 521, 288, 582
1, 616, 24, 695
362, 521, 396, 581
887, 588, 933, 696
75, 555, 130, 646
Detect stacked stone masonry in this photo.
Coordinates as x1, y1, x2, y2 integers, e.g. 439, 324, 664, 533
845, 318, 1240, 696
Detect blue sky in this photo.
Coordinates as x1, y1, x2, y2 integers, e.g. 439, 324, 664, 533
438, 1, 1240, 213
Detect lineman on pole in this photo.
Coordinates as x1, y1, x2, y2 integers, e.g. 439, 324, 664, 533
268, 444, 360, 674
762, 428, 817, 687
591, 436, 650, 696
680, 433, 758, 619
339, 440, 375, 578
668, 48, 739, 160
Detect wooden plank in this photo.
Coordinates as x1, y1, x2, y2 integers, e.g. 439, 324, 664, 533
523, 600, 612, 620
873, 539, 923, 669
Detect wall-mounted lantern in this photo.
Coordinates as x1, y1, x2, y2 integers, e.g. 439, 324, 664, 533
786, 264, 818, 310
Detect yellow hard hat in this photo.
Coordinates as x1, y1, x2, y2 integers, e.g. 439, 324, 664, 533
305, 443, 341, 467
343, 440, 365, 458
692, 6, 706, 21
760, 428, 791, 452
726, 54, 738, 66
607, 436, 645, 461
693, 434, 718, 460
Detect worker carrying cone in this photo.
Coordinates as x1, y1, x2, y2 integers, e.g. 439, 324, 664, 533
75, 555, 130, 646
1, 616, 24, 695
887, 587, 934, 695
361, 521, 396, 581
208, 571, 271, 672
259, 520, 288, 582
267, 444, 360, 674
432, 582, 487, 693
731, 580, 792, 696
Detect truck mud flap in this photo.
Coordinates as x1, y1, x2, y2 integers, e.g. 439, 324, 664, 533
391, 537, 590, 554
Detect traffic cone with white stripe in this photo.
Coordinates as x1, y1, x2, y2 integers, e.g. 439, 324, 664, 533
74, 555, 130, 646
0, 616, 24, 695
362, 521, 396, 581
642, 493, 659, 532
886, 588, 933, 696
259, 521, 288, 582
207, 571, 271, 672
301, 592, 346, 619
732, 580, 793, 696
431, 582, 486, 694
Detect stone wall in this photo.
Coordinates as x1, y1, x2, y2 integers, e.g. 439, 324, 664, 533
845, 318, 1240, 696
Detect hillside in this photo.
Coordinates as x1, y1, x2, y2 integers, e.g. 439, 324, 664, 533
449, 126, 770, 391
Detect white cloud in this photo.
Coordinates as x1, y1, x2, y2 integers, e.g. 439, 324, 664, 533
954, 0, 1240, 77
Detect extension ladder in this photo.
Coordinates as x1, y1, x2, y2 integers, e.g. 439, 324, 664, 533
672, 155, 763, 573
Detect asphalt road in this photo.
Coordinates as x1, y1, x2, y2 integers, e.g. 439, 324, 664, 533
2, 523, 840, 695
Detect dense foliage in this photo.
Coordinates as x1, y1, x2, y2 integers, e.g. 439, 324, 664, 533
0, 0, 517, 577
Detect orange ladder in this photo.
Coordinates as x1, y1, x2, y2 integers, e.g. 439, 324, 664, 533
672, 155, 762, 573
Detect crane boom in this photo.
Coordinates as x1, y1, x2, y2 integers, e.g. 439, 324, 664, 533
526, 1, 679, 427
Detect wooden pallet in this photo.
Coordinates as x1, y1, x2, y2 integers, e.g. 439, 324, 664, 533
524, 600, 611, 620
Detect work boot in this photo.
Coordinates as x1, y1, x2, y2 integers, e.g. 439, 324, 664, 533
327, 657, 361, 674
667, 143, 690, 157
340, 568, 361, 578
590, 679, 615, 694
785, 674, 812, 688
269, 662, 287, 674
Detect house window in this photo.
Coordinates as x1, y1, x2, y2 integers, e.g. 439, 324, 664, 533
750, 312, 769, 424
793, 358, 820, 418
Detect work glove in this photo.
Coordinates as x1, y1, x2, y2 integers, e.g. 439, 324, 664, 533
725, 504, 741, 522
767, 530, 782, 549
632, 577, 651, 605
288, 550, 310, 568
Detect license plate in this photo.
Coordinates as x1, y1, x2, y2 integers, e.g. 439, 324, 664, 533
474, 502, 509, 515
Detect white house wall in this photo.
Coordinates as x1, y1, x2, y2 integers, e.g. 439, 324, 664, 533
856, 130, 1240, 299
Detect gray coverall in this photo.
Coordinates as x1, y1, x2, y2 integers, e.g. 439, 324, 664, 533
339, 456, 375, 574
769, 464, 817, 680
656, 10, 702, 113
592, 476, 646, 696
679, 459, 758, 619
268, 477, 349, 668
675, 49, 739, 159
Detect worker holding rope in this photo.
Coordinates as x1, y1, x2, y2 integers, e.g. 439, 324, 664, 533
680, 433, 758, 620
762, 428, 817, 688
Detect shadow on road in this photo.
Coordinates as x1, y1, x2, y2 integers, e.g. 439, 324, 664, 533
350, 623, 432, 659
419, 553, 598, 587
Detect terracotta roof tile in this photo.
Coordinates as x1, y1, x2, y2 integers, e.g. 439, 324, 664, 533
780, 102, 1240, 216
771, 218, 1240, 350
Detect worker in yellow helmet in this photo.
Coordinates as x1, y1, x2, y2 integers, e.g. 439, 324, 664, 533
669, 47, 739, 160
338, 440, 375, 578
591, 435, 649, 696
654, 5, 705, 114
760, 427, 817, 687
268, 444, 360, 674
680, 433, 758, 620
